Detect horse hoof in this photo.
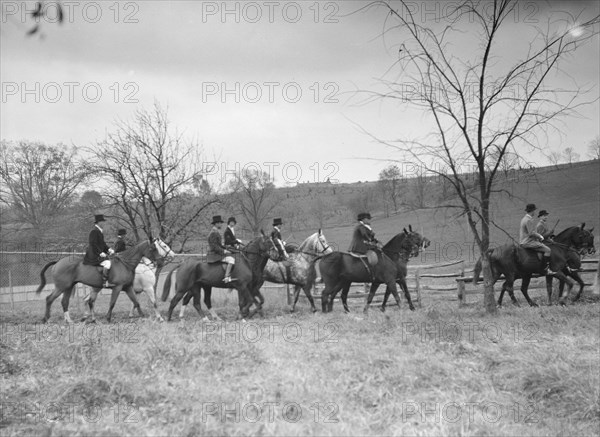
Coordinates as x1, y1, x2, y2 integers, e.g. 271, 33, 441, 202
379, 306, 386, 313
86, 319, 97, 324
529, 302, 539, 308
409, 305, 415, 311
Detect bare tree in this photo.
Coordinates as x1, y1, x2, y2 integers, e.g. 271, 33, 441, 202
0, 140, 88, 237
587, 136, 600, 160
562, 147, 580, 165
546, 149, 564, 168
227, 169, 280, 236
86, 102, 218, 249
378, 164, 402, 215
360, 0, 599, 313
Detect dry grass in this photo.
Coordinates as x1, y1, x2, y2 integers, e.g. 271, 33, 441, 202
1, 286, 599, 436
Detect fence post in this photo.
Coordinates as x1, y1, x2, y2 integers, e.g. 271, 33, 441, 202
9, 270, 14, 311
457, 261, 465, 307
415, 270, 422, 308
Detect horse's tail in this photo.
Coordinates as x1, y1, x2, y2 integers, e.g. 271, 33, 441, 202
35, 261, 57, 294
161, 268, 176, 302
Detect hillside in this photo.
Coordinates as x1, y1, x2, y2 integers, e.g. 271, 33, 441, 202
287, 160, 599, 264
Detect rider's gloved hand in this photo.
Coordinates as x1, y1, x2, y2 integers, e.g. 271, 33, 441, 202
108, 248, 115, 255
100, 252, 107, 257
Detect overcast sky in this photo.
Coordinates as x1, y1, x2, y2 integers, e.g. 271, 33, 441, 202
1, 0, 598, 186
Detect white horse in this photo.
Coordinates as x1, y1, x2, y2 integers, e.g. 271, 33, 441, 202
176, 230, 332, 319
83, 242, 174, 322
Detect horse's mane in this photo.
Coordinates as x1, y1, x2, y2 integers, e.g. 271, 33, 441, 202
297, 232, 318, 252
554, 226, 579, 240
382, 233, 407, 254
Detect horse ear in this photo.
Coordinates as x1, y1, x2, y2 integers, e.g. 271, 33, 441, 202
589, 227, 594, 234
403, 228, 408, 235
260, 229, 265, 236
409, 224, 413, 232
318, 228, 322, 235
581, 222, 585, 230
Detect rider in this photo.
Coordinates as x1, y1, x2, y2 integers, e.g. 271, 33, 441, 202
224, 216, 243, 250
535, 210, 553, 240
348, 212, 380, 255
114, 228, 129, 253
207, 215, 236, 283
520, 204, 555, 275
83, 214, 114, 287
271, 218, 288, 260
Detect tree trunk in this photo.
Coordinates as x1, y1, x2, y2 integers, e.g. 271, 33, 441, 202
481, 250, 497, 314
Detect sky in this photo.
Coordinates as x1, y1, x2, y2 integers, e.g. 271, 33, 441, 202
1, 0, 599, 186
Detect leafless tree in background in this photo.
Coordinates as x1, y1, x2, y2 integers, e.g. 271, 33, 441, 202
360, 0, 599, 313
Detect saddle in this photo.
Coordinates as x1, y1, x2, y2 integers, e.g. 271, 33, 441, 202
348, 250, 378, 266
514, 246, 545, 269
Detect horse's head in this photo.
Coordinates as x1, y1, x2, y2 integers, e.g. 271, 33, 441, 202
301, 229, 333, 255
402, 225, 429, 257
258, 229, 280, 260
149, 238, 175, 264
560, 224, 597, 255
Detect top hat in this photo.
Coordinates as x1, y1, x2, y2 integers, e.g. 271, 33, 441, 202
538, 210, 549, 217
227, 217, 237, 225
273, 218, 283, 226
357, 212, 372, 221
525, 204, 537, 213
94, 214, 105, 223
117, 228, 127, 236
211, 215, 224, 225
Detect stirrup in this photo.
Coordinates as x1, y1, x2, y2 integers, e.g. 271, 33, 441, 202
223, 277, 237, 283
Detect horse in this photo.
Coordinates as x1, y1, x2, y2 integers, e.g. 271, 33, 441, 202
82, 258, 166, 322
311, 226, 429, 314
472, 224, 595, 307
175, 230, 333, 319
35, 239, 174, 323
161, 233, 278, 321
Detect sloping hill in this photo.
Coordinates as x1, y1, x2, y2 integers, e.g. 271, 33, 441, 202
314, 160, 599, 264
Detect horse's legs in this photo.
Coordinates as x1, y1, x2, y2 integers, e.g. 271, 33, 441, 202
167, 287, 188, 322
203, 286, 221, 321
520, 275, 538, 307
363, 282, 380, 314
503, 275, 519, 306
190, 284, 208, 321
327, 282, 345, 312
547, 276, 555, 305
341, 283, 352, 313
570, 271, 585, 302
106, 285, 124, 322
60, 287, 75, 324
123, 285, 145, 318
43, 286, 64, 323
85, 288, 101, 322
554, 271, 573, 305
384, 281, 403, 312
398, 278, 415, 311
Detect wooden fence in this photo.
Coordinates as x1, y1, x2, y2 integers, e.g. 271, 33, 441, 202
2, 251, 598, 310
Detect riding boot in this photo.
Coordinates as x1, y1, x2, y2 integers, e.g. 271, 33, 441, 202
223, 263, 236, 283
102, 267, 110, 287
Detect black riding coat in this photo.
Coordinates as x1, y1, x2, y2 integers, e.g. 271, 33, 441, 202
348, 223, 379, 254
83, 226, 109, 265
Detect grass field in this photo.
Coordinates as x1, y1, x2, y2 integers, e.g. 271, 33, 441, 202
1, 282, 599, 436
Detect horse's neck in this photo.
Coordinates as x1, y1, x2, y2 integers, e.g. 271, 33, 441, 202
553, 228, 577, 246
297, 234, 317, 253
119, 243, 149, 270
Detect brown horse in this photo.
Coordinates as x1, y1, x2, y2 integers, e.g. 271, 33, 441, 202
36, 239, 174, 323
473, 224, 595, 306
161, 233, 278, 321
310, 226, 429, 314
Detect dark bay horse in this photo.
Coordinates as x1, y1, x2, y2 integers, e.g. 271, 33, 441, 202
175, 230, 334, 317
473, 224, 595, 306
161, 234, 278, 321
311, 226, 429, 314
35, 239, 174, 323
